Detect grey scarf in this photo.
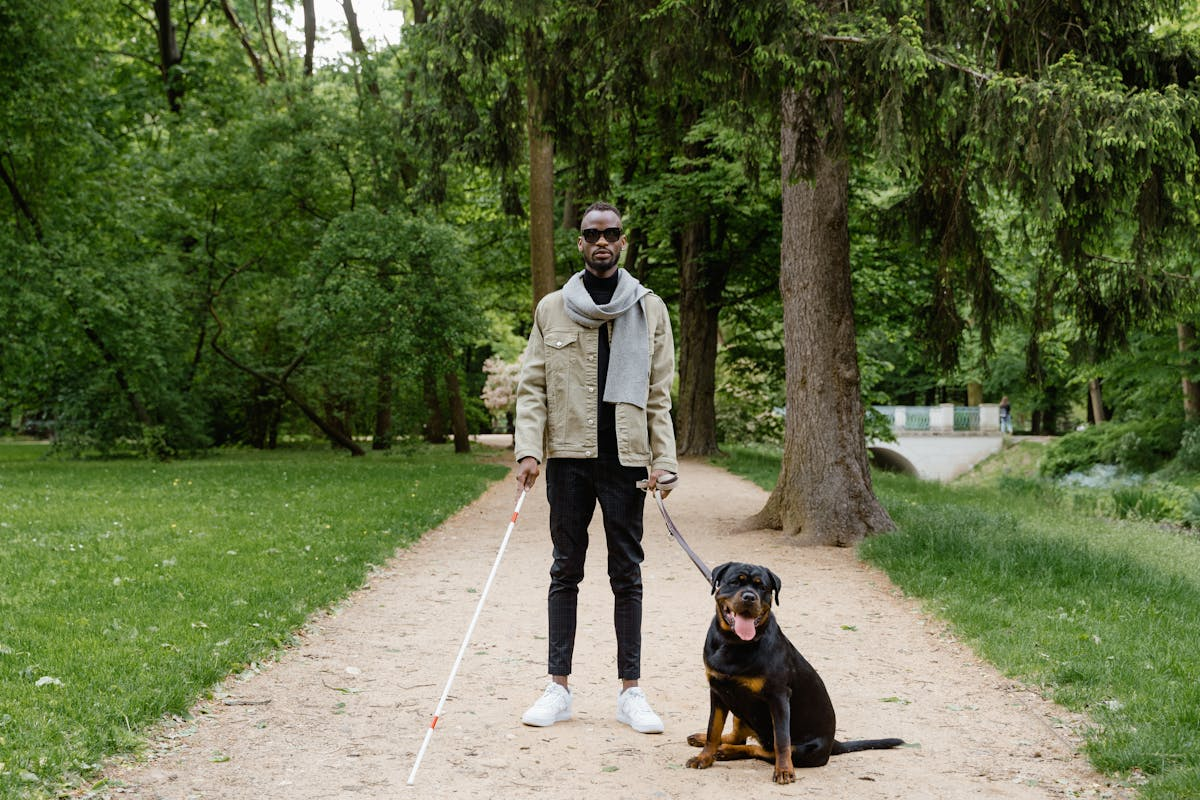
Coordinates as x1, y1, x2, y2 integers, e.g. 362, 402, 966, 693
561, 268, 651, 409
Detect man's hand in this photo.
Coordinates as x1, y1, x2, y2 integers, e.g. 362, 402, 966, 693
515, 456, 540, 499
647, 469, 676, 498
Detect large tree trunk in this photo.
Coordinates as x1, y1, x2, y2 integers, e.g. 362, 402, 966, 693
527, 62, 557, 308
1179, 323, 1200, 422
746, 85, 893, 545
676, 218, 726, 455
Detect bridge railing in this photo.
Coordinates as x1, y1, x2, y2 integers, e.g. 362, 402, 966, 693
875, 403, 1001, 434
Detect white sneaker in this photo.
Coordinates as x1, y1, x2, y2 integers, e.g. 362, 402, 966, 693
616, 687, 664, 734
521, 682, 572, 727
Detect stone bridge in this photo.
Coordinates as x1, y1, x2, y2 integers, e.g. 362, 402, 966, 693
868, 404, 1006, 481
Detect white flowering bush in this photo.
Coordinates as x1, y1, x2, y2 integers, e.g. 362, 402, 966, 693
480, 355, 522, 433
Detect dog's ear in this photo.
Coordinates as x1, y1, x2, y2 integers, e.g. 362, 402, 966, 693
710, 562, 732, 595
767, 568, 782, 605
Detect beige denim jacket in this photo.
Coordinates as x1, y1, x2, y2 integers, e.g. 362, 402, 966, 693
514, 289, 678, 473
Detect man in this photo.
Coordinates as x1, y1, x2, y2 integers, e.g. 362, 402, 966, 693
513, 201, 678, 734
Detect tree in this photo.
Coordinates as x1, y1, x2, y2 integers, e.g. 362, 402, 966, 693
745, 84, 895, 541
675, 0, 1200, 542
1, 0, 219, 454
1180, 322, 1200, 421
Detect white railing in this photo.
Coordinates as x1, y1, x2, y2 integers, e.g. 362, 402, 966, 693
874, 403, 1002, 434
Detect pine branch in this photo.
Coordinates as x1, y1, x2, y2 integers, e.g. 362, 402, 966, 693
819, 34, 994, 82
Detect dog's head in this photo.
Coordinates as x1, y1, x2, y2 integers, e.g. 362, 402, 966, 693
709, 562, 782, 642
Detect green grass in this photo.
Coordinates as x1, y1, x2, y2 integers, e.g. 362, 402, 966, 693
712, 443, 782, 491
0, 442, 508, 798
716, 443, 1200, 800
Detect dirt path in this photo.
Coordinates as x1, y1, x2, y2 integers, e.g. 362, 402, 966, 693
96, 457, 1131, 800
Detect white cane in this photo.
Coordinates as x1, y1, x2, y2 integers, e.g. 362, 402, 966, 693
407, 489, 528, 786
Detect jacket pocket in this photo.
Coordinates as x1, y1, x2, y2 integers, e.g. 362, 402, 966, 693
544, 330, 580, 440
617, 403, 651, 465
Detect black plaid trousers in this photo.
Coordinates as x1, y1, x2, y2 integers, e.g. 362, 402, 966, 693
544, 457, 648, 680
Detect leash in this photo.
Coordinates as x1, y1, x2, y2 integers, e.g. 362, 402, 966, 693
637, 476, 712, 583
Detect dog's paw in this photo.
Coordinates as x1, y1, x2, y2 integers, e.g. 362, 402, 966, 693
686, 733, 707, 748
686, 754, 715, 770
772, 766, 795, 784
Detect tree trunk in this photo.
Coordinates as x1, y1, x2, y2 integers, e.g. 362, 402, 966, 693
1024, 259, 1055, 435
445, 370, 471, 453
152, 0, 183, 112
1179, 323, 1200, 422
259, 0, 288, 81
81, 326, 154, 428
561, 185, 578, 230
302, 0, 316, 76
422, 368, 446, 443
278, 385, 362, 454
746, 85, 894, 545
341, 0, 384, 100
323, 399, 353, 446
373, 369, 393, 450
247, 380, 281, 449
676, 218, 725, 455
527, 63, 557, 308
1088, 377, 1106, 425
341, 0, 366, 52
967, 382, 983, 406
219, 0, 266, 84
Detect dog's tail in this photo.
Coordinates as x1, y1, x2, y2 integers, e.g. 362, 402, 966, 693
831, 737, 905, 755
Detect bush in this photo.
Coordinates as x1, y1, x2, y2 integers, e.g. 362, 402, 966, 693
1107, 485, 1180, 522
1039, 418, 1183, 478
1176, 425, 1200, 471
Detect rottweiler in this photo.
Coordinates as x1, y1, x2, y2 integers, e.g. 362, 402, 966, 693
686, 561, 903, 784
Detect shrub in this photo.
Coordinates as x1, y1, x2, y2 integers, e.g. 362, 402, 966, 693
1039, 418, 1183, 478
1107, 486, 1178, 522
1176, 425, 1200, 471
715, 356, 785, 445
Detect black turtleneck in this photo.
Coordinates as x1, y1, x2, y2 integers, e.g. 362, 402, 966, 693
582, 270, 620, 459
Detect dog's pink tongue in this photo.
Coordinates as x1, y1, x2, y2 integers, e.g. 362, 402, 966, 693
733, 614, 756, 641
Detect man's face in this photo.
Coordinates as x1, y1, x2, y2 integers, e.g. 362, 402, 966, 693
578, 209, 626, 277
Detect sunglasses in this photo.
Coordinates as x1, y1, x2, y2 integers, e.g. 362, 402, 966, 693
581, 227, 622, 244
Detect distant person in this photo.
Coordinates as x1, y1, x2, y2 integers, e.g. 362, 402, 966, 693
999, 396, 1012, 434
513, 201, 678, 734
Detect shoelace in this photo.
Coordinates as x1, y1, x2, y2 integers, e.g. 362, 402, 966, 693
623, 691, 654, 716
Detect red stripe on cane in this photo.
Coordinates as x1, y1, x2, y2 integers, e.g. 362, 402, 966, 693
431, 716, 439, 730
511, 512, 519, 522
